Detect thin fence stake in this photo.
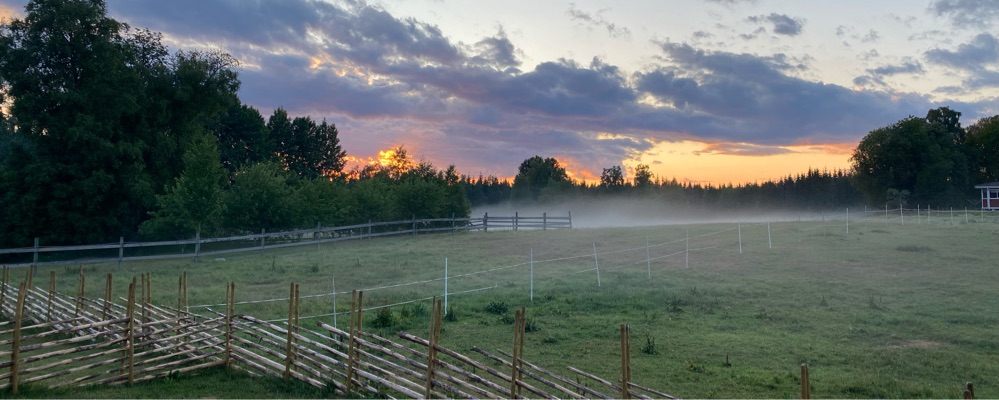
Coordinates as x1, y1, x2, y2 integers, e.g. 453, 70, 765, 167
33, 237, 39, 265
646, 237, 651, 279
846, 208, 850, 234
900, 205, 904, 225
76, 266, 85, 318
331, 274, 338, 329
767, 221, 772, 249
951, 207, 954, 225
965, 207, 969, 224
738, 223, 742, 254
685, 228, 689, 269
593, 243, 601, 287
47, 271, 55, 322
444, 257, 449, 313
530, 249, 534, 304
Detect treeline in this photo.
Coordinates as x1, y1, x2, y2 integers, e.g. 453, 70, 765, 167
0, 0, 468, 246
462, 160, 861, 210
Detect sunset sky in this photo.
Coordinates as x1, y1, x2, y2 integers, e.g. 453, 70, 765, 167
2, 0, 997, 185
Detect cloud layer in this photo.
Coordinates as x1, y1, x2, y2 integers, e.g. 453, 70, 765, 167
1, 0, 997, 180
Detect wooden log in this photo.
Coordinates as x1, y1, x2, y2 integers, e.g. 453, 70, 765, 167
399, 332, 521, 398
356, 329, 500, 398
626, 381, 677, 399
566, 365, 651, 399
495, 349, 611, 399
47, 353, 130, 388
19, 347, 124, 385
229, 345, 325, 388
475, 347, 583, 399
127, 359, 225, 385
621, 323, 631, 399
13, 335, 127, 371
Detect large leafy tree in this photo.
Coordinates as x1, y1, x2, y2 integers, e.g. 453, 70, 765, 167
512, 155, 568, 201
0, 0, 238, 245
600, 165, 625, 190
851, 107, 974, 207
270, 108, 347, 179
139, 133, 226, 239
966, 115, 999, 184
212, 102, 274, 175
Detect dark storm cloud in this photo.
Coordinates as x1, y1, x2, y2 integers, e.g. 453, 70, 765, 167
746, 13, 804, 36
928, 0, 999, 29
566, 3, 631, 38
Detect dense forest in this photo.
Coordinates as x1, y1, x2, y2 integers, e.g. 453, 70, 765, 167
1, 0, 997, 247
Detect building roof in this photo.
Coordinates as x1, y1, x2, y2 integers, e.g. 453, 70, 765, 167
974, 182, 999, 189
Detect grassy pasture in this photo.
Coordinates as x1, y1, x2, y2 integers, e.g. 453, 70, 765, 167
7, 215, 999, 398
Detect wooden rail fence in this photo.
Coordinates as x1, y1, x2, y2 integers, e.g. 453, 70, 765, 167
0, 267, 673, 398
0, 213, 571, 267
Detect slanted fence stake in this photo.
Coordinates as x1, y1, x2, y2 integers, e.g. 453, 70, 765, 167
800, 363, 810, 399
593, 243, 601, 287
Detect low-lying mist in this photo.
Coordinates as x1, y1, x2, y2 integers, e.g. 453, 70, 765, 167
472, 196, 835, 229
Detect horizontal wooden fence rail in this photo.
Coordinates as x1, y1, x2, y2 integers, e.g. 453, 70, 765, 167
0, 213, 572, 267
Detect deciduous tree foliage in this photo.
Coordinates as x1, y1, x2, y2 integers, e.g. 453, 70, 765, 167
139, 133, 226, 239
512, 156, 568, 201
852, 107, 980, 207
0, 0, 238, 246
966, 115, 999, 183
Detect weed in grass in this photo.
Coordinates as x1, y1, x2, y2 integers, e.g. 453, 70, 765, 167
665, 292, 686, 313
307, 264, 319, 273
524, 319, 540, 333
819, 296, 828, 307
499, 314, 515, 325
541, 335, 559, 344
896, 244, 933, 252
444, 306, 457, 322
484, 301, 508, 315
407, 302, 427, 318
723, 355, 732, 367
868, 295, 887, 310
754, 308, 786, 322
371, 307, 397, 328
685, 360, 706, 373
641, 333, 658, 355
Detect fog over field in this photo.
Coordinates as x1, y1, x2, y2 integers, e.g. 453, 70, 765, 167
473, 197, 835, 228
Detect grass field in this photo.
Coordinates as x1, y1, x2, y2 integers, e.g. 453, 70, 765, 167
7, 213, 999, 398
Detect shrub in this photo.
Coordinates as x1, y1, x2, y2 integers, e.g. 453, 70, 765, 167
484, 301, 508, 315
370, 307, 397, 328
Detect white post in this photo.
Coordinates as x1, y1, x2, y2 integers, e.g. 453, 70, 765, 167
685, 229, 689, 269
737, 223, 742, 254
646, 237, 651, 279
950, 207, 954, 225
331, 275, 337, 329
928, 205, 932, 223
767, 221, 772, 249
593, 243, 601, 287
846, 208, 849, 234
900, 205, 904, 225
444, 257, 449, 313
917, 205, 920, 224
885, 203, 888, 228
529, 249, 534, 304
965, 207, 968, 224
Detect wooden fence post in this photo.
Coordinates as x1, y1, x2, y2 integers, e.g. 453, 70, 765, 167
25, 265, 34, 290
10, 281, 27, 395
483, 212, 489, 232
800, 363, 810, 399
76, 266, 85, 318
514, 212, 519, 231
284, 282, 300, 379
194, 229, 201, 263
511, 307, 526, 397
620, 324, 632, 399
543, 212, 547, 231
225, 282, 234, 368
0, 265, 8, 314
260, 228, 266, 256
568, 211, 573, 229
451, 213, 456, 234
412, 214, 417, 236
127, 278, 136, 383
117, 236, 124, 271
48, 271, 55, 322
345, 290, 364, 394
102, 273, 112, 321
32, 237, 39, 265
964, 382, 975, 399
425, 298, 443, 398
